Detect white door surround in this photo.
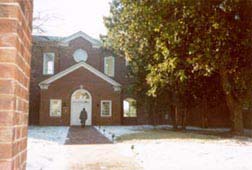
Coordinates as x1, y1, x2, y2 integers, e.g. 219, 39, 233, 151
71, 89, 92, 126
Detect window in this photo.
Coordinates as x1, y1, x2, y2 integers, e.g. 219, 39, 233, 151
123, 98, 137, 117
104, 56, 115, 77
125, 58, 130, 66
101, 100, 112, 117
43, 53, 55, 75
73, 49, 88, 62
50, 99, 62, 117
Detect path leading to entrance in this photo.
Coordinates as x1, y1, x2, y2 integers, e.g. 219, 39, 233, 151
65, 127, 111, 145
64, 126, 141, 170
66, 144, 141, 170
28, 126, 141, 170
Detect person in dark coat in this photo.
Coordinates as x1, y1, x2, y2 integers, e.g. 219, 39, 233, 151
79, 108, 87, 128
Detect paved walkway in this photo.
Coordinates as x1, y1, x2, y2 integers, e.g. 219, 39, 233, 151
64, 126, 141, 170
65, 127, 111, 145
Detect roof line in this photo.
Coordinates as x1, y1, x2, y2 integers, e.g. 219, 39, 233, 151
39, 62, 121, 89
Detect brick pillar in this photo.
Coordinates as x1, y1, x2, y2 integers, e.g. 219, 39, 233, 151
0, 1, 33, 169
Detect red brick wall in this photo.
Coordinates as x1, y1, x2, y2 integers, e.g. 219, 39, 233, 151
0, 0, 33, 169
39, 68, 122, 126
30, 37, 129, 124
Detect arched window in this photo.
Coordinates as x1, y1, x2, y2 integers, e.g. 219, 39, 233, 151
123, 98, 137, 117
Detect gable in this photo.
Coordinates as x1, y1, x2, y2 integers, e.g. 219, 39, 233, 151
60, 31, 102, 48
39, 62, 121, 91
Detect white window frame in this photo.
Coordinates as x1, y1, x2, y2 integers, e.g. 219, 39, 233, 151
100, 100, 112, 117
123, 98, 137, 118
43, 52, 55, 75
104, 56, 115, 77
125, 58, 129, 66
50, 99, 62, 117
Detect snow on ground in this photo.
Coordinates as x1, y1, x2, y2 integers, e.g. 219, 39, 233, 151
27, 125, 252, 170
95, 125, 231, 141
122, 140, 252, 170
27, 126, 69, 170
94, 125, 153, 141
96, 125, 252, 170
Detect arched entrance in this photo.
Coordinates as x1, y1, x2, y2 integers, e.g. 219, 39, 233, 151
71, 89, 92, 126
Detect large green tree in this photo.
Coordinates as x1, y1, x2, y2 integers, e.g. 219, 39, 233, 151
104, 0, 252, 134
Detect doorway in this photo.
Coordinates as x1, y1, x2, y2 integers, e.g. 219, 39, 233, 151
71, 89, 92, 126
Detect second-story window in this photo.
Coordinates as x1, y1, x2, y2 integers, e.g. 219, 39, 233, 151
104, 56, 115, 77
125, 58, 129, 66
43, 53, 55, 75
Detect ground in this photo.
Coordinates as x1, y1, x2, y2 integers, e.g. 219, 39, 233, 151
27, 126, 140, 170
27, 126, 252, 170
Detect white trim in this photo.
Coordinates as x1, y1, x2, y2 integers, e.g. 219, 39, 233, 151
61, 31, 102, 48
125, 58, 129, 66
39, 62, 121, 90
100, 100, 112, 117
104, 56, 115, 77
43, 53, 55, 75
40, 84, 49, 90
73, 49, 88, 62
50, 99, 62, 117
123, 98, 137, 118
113, 86, 121, 92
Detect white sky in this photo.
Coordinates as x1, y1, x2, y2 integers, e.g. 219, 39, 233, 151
33, 0, 112, 39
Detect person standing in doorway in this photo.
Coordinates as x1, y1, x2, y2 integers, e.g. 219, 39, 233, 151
79, 108, 87, 128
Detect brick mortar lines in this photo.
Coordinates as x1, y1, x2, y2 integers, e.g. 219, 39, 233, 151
0, 78, 29, 92
9, 32, 32, 62
0, 109, 29, 117
0, 122, 28, 128
0, 1, 32, 168
0, 148, 27, 163
0, 136, 27, 144
0, 64, 30, 91
0, 62, 30, 80
0, 94, 29, 104
0, 134, 27, 143
0, 18, 32, 49
0, 21, 32, 48
0, 2, 33, 38
0, 125, 27, 130
0, 19, 31, 48
0, 47, 31, 70
0, 31, 32, 65
13, 149, 28, 166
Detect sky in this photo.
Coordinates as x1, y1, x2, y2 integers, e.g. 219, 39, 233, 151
33, 0, 112, 39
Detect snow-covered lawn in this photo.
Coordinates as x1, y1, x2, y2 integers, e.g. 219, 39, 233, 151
94, 125, 231, 141
27, 125, 252, 170
96, 126, 252, 170
94, 125, 155, 141
27, 126, 69, 170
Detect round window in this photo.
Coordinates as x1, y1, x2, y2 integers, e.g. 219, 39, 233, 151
73, 49, 88, 62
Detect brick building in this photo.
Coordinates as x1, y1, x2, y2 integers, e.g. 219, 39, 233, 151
29, 31, 149, 126
29, 31, 236, 127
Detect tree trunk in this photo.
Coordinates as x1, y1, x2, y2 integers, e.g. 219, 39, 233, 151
225, 94, 244, 134
181, 108, 187, 130
220, 70, 244, 134
202, 96, 208, 128
171, 105, 178, 129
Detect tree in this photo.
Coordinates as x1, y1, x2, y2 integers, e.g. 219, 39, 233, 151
104, 0, 252, 134
33, 10, 61, 34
